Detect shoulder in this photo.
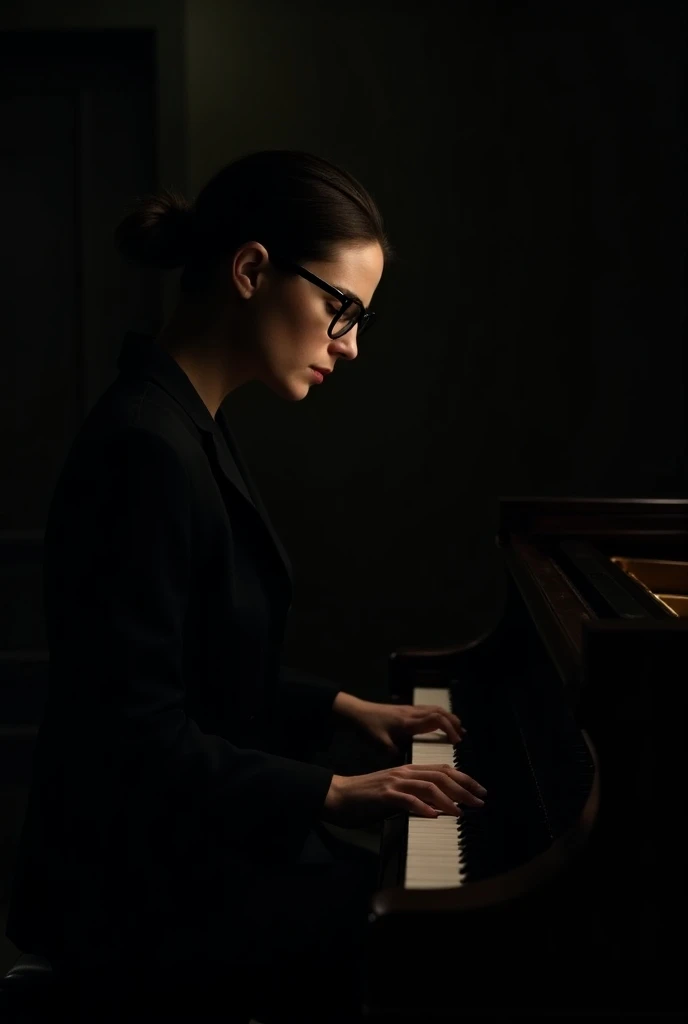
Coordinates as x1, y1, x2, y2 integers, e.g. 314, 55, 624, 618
75, 379, 204, 480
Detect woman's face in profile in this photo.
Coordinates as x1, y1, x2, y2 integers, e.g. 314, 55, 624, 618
230, 240, 385, 401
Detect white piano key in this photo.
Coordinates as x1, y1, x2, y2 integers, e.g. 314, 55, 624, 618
410, 743, 455, 764
404, 688, 467, 890
410, 687, 453, 741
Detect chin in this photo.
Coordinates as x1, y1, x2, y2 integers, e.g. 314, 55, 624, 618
264, 372, 312, 401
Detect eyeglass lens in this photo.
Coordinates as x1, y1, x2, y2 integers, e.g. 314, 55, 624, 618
332, 306, 370, 338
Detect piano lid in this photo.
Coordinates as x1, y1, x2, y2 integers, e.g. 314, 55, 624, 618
385, 497, 688, 704
495, 497, 688, 688
497, 496, 688, 544
610, 556, 688, 618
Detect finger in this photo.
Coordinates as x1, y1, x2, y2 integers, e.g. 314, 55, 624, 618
420, 712, 463, 743
420, 765, 487, 800
406, 772, 484, 808
441, 778, 485, 807
452, 771, 487, 797
403, 779, 462, 816
411, 716, 458, 741
432, 709, 466, 734
438, 713, 466, 741
416, 706, 466, 734
398, 793, 442, 818
421, 762, 487, 797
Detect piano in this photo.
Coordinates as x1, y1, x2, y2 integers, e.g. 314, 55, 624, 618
364, 497, 687, 1021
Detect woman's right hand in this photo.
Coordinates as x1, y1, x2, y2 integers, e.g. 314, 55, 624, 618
321, 762, 487, 828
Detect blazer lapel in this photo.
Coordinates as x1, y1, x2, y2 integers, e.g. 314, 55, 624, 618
211, 410, 294, 588
116, 333, 293, 591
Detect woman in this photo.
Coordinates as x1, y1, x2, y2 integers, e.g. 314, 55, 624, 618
6, 150, 486, 1022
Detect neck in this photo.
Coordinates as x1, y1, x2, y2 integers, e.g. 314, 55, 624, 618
154, 301, 249, 418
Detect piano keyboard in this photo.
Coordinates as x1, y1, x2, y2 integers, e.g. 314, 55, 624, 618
404, 687, 467, 890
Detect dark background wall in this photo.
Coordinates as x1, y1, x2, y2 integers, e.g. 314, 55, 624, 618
211, 0, 685, 692
0, 0, 684, 709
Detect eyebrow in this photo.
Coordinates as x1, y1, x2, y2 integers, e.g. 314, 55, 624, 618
333, 284, 368, 311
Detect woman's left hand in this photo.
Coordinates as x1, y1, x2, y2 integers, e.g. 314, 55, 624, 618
344, 698, 466, 756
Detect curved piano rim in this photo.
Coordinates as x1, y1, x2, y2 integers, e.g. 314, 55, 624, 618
370, 729, 600, 918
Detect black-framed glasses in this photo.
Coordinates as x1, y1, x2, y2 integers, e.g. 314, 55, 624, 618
270, 257, 376, 339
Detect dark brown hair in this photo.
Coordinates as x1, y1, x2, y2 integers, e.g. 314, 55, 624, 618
114, 149, 396, 295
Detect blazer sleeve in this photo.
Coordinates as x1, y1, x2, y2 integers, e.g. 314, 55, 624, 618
267, 664, 342, 761
52, 426, 333, 865
276, 664, 341, 725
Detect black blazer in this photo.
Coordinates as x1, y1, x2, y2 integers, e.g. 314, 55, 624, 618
6, 333, 341, 965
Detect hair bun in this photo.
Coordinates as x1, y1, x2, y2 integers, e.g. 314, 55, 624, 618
114, 187, 195, 270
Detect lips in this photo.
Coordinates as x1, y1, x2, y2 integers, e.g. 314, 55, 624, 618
311, 366, 332, 376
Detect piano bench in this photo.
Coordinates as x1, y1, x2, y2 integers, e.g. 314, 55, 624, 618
0, 952, 266, 1022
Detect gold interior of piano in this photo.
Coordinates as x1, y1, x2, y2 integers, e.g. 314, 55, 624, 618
610, 557, 688, 618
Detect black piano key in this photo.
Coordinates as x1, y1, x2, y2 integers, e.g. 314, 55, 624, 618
447, 675, 594, 883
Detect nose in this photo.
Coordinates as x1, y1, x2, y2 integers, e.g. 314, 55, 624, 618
332, 330, 358, 361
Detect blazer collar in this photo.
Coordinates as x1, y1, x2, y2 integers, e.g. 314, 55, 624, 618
117, 332, 293, 586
